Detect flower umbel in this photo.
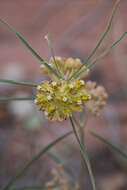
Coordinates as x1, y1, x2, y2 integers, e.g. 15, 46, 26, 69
40, 56, 89, 80
85, 81, 108, 116
34, 79, 90, 121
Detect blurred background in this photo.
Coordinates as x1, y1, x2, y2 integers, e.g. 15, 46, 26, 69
0, 0, 127, 189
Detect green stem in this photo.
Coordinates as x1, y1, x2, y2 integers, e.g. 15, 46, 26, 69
0, 97, 35, 102
0, 79, 38, 87
79, 113, 88, 190
69, 117, 96, 190
79, 124, 85, 190
69, 0, 121, 80
2, 131, 73, 190
75, 31, 127, 79
73, 113, 89, 190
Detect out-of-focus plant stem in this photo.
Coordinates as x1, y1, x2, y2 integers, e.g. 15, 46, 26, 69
11, 185, 45, 190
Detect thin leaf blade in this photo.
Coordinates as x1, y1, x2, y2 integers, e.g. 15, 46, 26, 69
0, 18, 60, 79
69, 0, 121, 80
74, 32, 127, 79
0, 79, 37, 87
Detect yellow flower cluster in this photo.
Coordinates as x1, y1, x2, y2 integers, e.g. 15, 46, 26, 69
85, 81, 108, 116
40, 56, 89, 80
34, 79, 90, 121
36, 55, 108, 119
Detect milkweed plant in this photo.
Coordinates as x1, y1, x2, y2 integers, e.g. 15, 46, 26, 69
0, 0, 127, 190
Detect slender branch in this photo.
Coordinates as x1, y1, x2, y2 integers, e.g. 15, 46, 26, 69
69, 0, 121, 80
2, 131, 72, 190
74, 32, 127, 79
69, 117, 96, 190
0, 97, 35, 102
0, 79, 38, 87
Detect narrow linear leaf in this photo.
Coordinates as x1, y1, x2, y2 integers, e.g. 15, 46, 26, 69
45, 35, 62, 77
0, 18, 60, 79
75, 32, 127, 79
11, 185, 45, 190
0, 79, 37, 87
0, 97, 35, 103
48, 152, 74, 180
69, 117, 96, 190
69, 0, 121, 80
2, 131, 73, 190
88, 130, 127, 160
